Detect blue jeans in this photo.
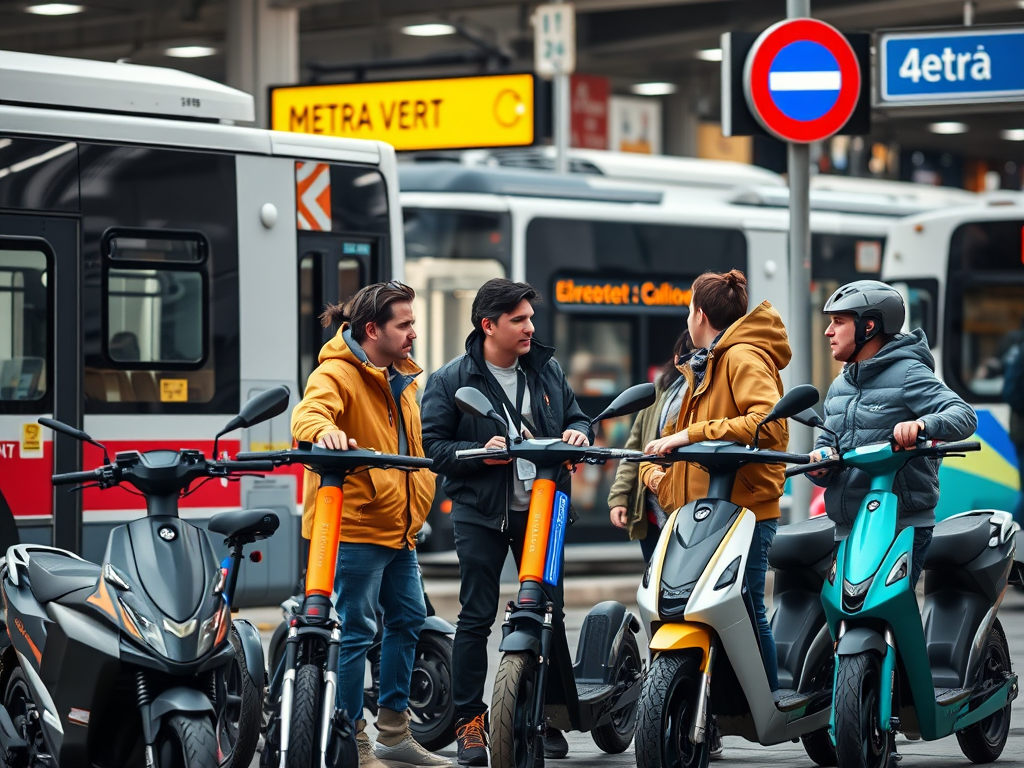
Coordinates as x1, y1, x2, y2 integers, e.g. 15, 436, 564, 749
1015, 444, 1024, 526
910, 526, 933, 589
334, 543, 426, 721
745, 519, 778, 691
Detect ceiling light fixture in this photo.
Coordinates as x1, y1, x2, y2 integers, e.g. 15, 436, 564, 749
400, 23, 457, 36
631, 82, 677, 96
26, 3, 84, 14
165, 45, 218, 58
697, 48, 723, 62
1001, 128, 1024, 141
928, 121, 968, 135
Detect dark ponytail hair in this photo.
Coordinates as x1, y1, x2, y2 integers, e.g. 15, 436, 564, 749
658, 328, 693, 386
320, 281, 416, 343
690, 269, 748, 331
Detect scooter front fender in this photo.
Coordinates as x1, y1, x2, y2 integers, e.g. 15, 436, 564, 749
499, 630, 541, 657
232, 619, 266, 690
423, 615, 456, 636
836, 627, 886, 657
149, 687, 214, 737
649, 623, 711, 668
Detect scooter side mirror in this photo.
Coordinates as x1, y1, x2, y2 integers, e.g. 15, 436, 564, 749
752, 384, 820, 450
214, 386, 291, 458
39, 417, 111, 465
590, 383, 657, 425
455, 387, 508, 432
791, 408, 825, 429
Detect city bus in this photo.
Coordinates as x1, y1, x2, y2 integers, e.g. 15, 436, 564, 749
397, 157, 974, 547
0, 51, 402, 603
882, 199, 1023, 518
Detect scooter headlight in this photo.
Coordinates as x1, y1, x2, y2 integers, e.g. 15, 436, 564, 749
714, 557, 742, 590
885, 554, 909, 587
197, 599, 231, 657
118, 594, 167, 657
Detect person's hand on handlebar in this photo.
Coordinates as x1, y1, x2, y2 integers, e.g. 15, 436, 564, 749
806, 446, 838, 478
610, 505, 629, 529
482, 435, 512, 465
562, 429, 590, 447
317, 430, 358, 450
645, 430, 689, 456
892, 420, 926, 450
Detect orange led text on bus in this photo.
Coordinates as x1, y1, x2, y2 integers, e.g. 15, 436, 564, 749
555, 279, 691, 308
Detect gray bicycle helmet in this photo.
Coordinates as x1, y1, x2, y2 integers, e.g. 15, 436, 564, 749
823, 280, 906, 354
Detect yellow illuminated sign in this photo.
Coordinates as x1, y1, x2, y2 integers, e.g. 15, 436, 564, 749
270, 74, 535, 151
555, 278, 692, 310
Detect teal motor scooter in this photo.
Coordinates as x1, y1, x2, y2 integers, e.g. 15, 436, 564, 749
788, 430, 1020, 768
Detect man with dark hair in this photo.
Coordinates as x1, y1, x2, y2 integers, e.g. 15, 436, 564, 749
292, 281, 450, 768
421, 278, 592, 766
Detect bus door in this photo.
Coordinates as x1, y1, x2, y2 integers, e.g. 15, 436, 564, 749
0, 215, 80, 552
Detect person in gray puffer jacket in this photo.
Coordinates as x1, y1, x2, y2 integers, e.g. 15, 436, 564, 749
808, 280, 977, 587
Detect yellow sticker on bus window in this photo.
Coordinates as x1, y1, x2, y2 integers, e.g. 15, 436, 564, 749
21, 423, 42, 455
160, 379, 188, 403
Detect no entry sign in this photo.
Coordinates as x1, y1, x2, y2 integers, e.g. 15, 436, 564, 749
743, 18, 861, 143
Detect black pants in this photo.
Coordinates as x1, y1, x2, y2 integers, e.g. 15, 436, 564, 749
452, 513, 565, 720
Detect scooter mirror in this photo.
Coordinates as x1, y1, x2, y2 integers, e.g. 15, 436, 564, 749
590, 383, 657, 425
214, 386, 291, 459
39, 417, 111, 465
764, 384, 820, 425
791, 408, 825, 429
455, 387, 508, 432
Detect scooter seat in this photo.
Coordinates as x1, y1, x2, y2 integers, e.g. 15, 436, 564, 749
768, 517, 835, 570
208, 509, 279, 544
924, 515, 992, 569
27, 552, 100, 603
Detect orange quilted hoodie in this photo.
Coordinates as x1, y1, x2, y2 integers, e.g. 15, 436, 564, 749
291, 324, 435, 548
640, 301, 791, 521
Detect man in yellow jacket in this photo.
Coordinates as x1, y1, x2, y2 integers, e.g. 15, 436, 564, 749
644, 269, 790, 699
291, 281, 448, 768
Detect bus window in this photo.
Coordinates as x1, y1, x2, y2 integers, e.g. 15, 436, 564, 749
299, 254, 362, 388
947, 220, 1024, 400
554, 316, 633, 397
404, 209, 511, 263
0, 249, 49, 404
88, 229, 215, 405
890, 279, 938, 344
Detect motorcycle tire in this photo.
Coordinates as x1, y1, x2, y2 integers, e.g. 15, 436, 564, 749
956, 619, 1012, 764
635, 652, 709, 768
834, 653, 892, 768
802, 728, 838, 767
592, 631, 641, 754
408, 632, 456, 752
156, 713, 219, 768
217, 625, 262, 768
490, 652, 541, 768
287, 664, 322, 768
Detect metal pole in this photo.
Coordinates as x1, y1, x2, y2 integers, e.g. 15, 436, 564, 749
554, 67, 570, 173
786, 0, 813, 523
964, 0, 975, 26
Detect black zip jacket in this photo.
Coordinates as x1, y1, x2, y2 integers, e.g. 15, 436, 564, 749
421, 330, 592, 530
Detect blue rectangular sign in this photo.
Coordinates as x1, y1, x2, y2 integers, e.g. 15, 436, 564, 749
880, 27, 1024, 105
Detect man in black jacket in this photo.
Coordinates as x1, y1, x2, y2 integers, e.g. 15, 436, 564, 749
421, 279, 592, 766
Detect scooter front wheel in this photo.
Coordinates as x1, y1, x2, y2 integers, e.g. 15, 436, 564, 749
635, 652, 710, 768
834, 653, 892, 768
956, 619, 1011, 764
287, 664, 322, 768
490, 652, 541, 768
592, 630, 641, 754
217, 625, 262, 768
156, 713, 219, 768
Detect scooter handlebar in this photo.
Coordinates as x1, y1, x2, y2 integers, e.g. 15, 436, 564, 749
52, 468, 104, 485
785, 457, 841, 478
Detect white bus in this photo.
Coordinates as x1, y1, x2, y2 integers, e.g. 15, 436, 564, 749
0, 51, 402, 603
882, 199, 1023, 518
397, 158, 973, 546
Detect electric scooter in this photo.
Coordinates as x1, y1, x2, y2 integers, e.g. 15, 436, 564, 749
786, 431, 1019, 768
633, 384, 838, 768
0, 386, 289, 768
206, 507, 281, 768
453, 382, 655, 768
234, 444, 434, 768
266, 522, 457, 754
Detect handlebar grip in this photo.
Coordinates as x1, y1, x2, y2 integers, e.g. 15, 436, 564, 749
785, 458, 841, 478
934, 440, 981, 453
217, 460, 276, 472
456, 448, 507, 459
52, 468, 103, 485
235, 450, 289, 461
397, 456, 433, 469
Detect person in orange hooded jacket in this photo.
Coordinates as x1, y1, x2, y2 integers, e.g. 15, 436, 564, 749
291, 281, 447, 768
643, 269, 791, 698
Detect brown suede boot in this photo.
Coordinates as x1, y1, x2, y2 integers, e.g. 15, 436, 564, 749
374, 707, 452, 766
356, 718, 391, 768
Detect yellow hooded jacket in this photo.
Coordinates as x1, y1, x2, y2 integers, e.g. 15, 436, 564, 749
291, 324, 435, 548
640, 301, 792, 521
